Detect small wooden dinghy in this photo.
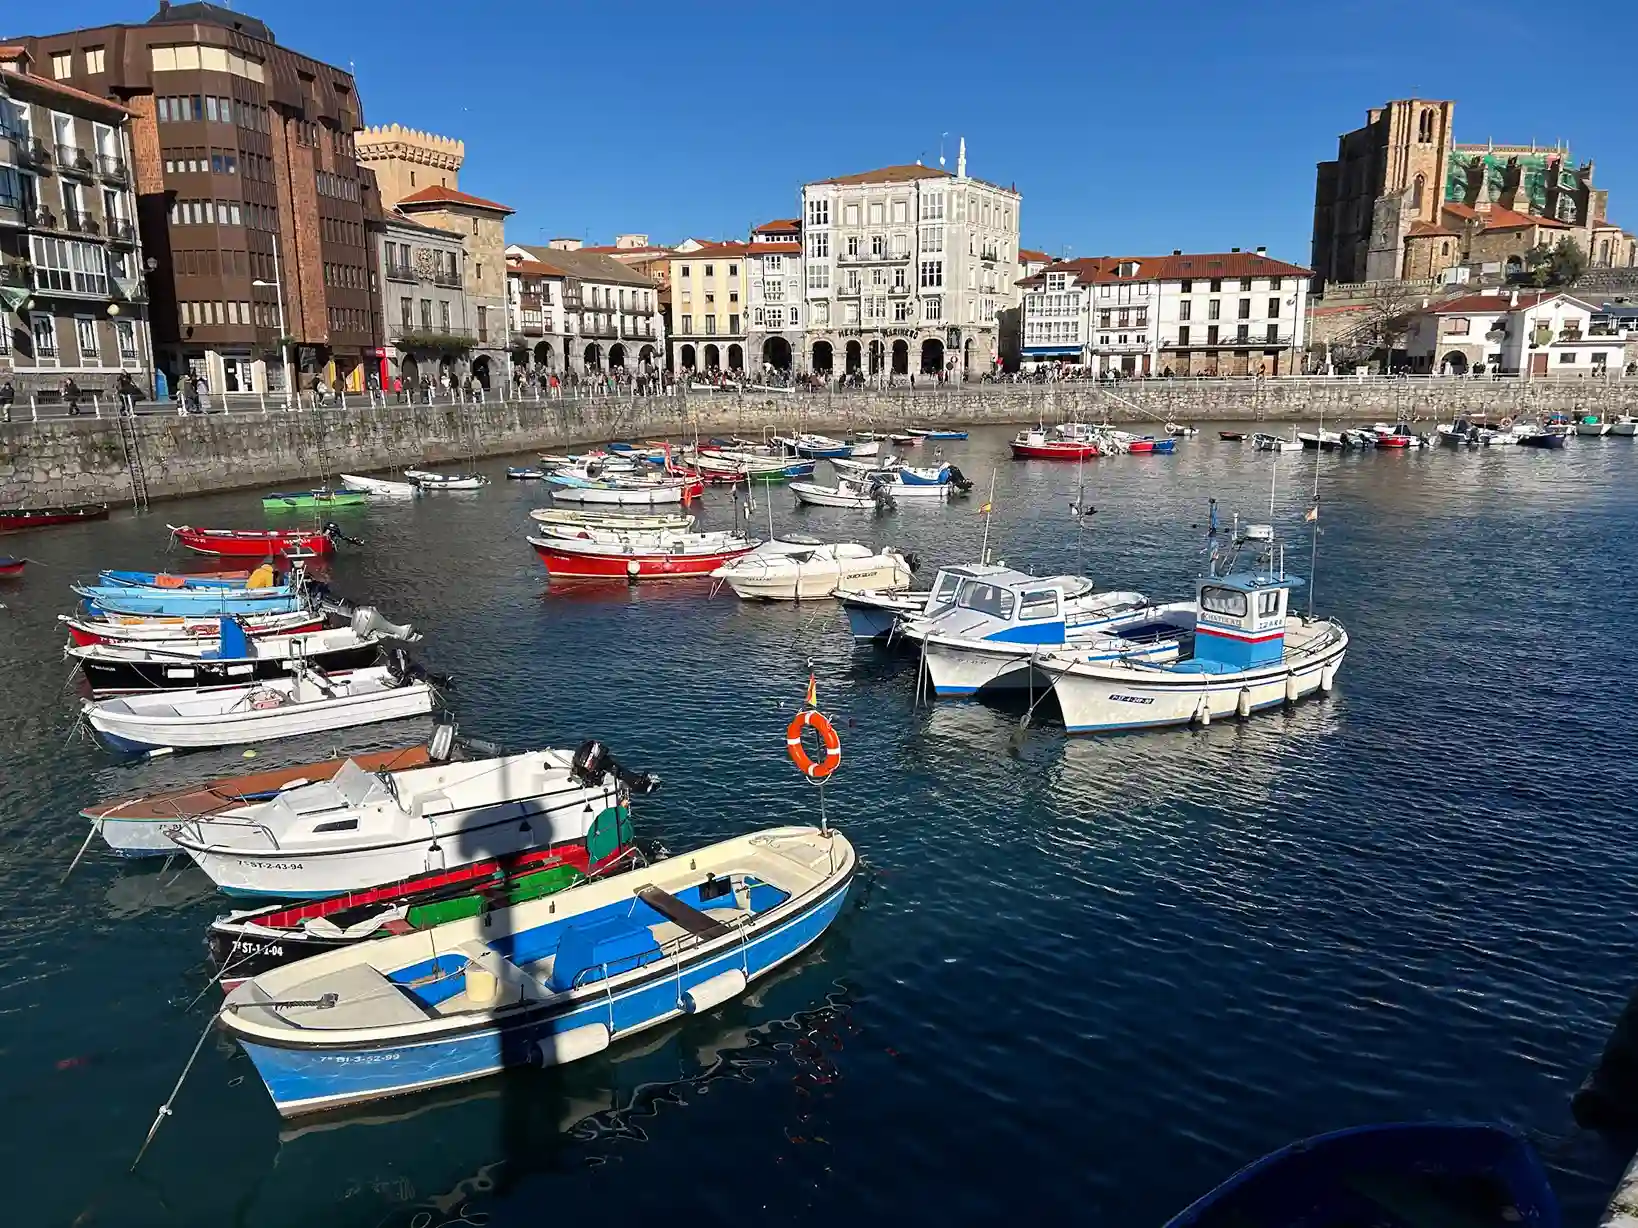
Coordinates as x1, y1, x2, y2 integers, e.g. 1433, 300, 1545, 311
218, 824, 856, 1116
70, 617, 385, 695
0, 556, 23, 577
340, 473, 419, 498
0, 503, 109, 533
82, 661, 439, 753
262, 488, 369, 510
80, 746, 434, 858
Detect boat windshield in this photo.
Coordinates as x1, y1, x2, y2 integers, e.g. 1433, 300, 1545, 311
956, 580, 1015, 620
931, 571, 965, 605
1018, 589, 1060, 621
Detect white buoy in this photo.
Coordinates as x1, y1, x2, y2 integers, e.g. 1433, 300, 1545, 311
1285, 674, 1300, 705
1237, 687, 1252, 719
1194, 697, 1212, 726
1320, 665, 1337, 695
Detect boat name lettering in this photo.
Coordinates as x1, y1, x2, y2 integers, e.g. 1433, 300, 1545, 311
243, 860, 304, 871
1109, 694, 1155, 705
231, 941, 284, 957
317, 1052, 402, 1065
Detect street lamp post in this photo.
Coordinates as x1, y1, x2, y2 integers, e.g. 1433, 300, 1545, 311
252, 237, 292, 407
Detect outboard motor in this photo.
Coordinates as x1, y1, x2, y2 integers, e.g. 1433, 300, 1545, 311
570, 739, 661, 795
324, 521, 365, 546
385, 647, 454, 689
902, 550, 922, 575
429, 715, 458, 762
946, 464, 973, 492
350, 605, 421, 643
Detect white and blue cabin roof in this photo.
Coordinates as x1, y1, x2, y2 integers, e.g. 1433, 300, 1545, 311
1192, 566, 1304, 670
926, 570, 1150, 645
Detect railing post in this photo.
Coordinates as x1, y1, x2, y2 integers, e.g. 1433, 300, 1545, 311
92, 393, 102, 418
30, 394, 38, 422
340, 388, 347, 410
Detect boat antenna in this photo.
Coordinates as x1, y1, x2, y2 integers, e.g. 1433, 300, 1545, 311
1206, 497, 1220, 577
1268, 436, 1278, 522
1307, 418, 1322, 616
1071, 450, 1095, 577
978, 470, 997, 564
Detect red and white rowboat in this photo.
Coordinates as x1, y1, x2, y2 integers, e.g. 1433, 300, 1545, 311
1009, 429, 1100, 460
61, 608, 326, 648
171, 525, 336, 558
527, 531, 758, 580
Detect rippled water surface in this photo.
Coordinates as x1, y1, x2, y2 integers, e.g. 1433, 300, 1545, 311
3, 426, 1637, 1226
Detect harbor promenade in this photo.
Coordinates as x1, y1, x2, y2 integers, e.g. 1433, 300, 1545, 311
3, 374, 1636, 508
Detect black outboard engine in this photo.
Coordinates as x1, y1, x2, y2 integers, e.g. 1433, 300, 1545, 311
946, 464, 973, 492
570, 739, 661, 795
385, 646, 454, 689
903, 550, 922, 575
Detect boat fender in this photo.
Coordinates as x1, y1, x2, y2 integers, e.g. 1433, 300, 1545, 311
683, 968, 748, 1014
626, 559, 640, 584
1236, 687, 1252, 719
1320, 665, 1337, 695
1285, 674, 1301, 705
537, 1022, 611, 1067
1193, 698, 1211, 727
429, 717, 457, 762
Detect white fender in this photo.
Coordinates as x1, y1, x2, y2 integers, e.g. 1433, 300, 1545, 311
1236, 687, 1252, 719
1194, 697, 1212, 727
1285, 674, 1300, 705
1320, 665, 1337, 695
537, 1022, 611, 1067
683, 968, 748, 1014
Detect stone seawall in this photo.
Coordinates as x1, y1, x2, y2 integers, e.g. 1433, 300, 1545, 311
3, 379, 1635, 508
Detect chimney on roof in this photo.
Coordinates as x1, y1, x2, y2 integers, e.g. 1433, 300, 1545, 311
1231, 246, 1241, 253
1172, 249, 1182, 256
1509, 289, 1519, 308
1256, 246, 1267, 257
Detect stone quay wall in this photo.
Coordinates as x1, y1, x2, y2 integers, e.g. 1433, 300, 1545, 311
3, 378, 1636, 509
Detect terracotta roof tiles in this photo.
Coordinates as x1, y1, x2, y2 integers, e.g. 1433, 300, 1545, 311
397, 184, 515, 214
1019, 251, 1311, 288
0, 63, 133, 117
1426, 291, 1593, 314
814, 164, 954, 186
747, 242, 800, 255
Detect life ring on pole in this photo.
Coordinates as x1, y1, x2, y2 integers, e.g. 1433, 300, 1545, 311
1500, 416, 1513, 428
786, 709, 841, 779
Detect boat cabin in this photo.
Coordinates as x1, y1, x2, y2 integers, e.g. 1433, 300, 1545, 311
1190, 565, 1302, 671
925, 570, 1151, 645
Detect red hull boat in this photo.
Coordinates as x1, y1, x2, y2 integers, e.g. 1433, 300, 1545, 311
1010, 439, 1101, 460
528, 534, 756, 580
0, 503, 109, 533
0, 557, 24, 577
172, 525, 336, 558
63, 611, 326, 647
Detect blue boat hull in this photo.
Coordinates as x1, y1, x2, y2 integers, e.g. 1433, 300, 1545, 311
1166, 1123, 1559, 1228
235, 873, 854, 1116
795, 445, 850, 459
842, 603, 900, 640
100, 570, 256, 590
85, 591, 304, 616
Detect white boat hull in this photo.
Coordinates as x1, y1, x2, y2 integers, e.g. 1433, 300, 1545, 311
340, 474, 418, 498
725, 557, 913, 601
83, 668, 436, 751
1610, 421, 1638, 437
790, 482, 879, 509
549, 484, 686, 506
922, 633, 1184, 697
1043, 620, 1348, 733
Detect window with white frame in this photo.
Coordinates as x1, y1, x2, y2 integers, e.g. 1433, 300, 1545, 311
846, 235, 858, 257
789, 307, 798, 326
765, 254, 782, 274
115, 318, 138, 359
924, 296, 942, 321
51, 51, 72, 79
920, 226, 943, 253
765, 305, 783, 329
894, 300, 909, 322
919, 191, 945, 221
807, 198, 829, 226
32, 313, 58, 356
866, 296, 886, 321
31, 235, 107, 295
892, 233, 909, 258
806, 264, 830, 291
807, 231, 828, 259
1047, 272, 1067, 292
765, 278, 783, 301
893, 266, 906, 290
75, 316, 99, 359
919, 260, 943, 289
892, 199, 908, 223
844, 203, 859, 226
86, 46, 106, 74
869, 201, 884, 225
843, 301, 860, 325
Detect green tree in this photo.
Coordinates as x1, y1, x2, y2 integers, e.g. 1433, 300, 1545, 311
1523, 238, 1588, 287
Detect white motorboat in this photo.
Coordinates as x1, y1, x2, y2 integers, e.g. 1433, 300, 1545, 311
1164, 422, 1199, 438
1575, 416, 1612, 437
1040, 524, 1348, 733
166, 744, 639, 897
546, 472, 697, 506
340, 473, 419, 498
82, 660, 438, 753
61, 607, 326, 648
1251, 433, 1294, 452
846, 439, 881, 458
915, 571, 1192, 697
1297, 430, 1345, 451
829, 454, 901, 478
529, 507, 695, 532
1610, 415, 1638, 438
407, 469, 489, 490
790, 478, 893, 510
712, 540, 915, 601
837, 561, 1015, 641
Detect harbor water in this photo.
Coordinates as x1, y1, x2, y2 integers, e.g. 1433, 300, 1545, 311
3, 425, 1636, 1225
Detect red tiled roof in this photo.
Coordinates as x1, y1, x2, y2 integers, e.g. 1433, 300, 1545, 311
1019, 248, 1052, 264
1426, 291, 1588, 314
755, 218, 800, 232
672, 241, 750, 257
815, 164, 952, 186
0, 45, 29, 58
397, 185, 514, 214
1442, 201, 1567, 231
1407, 220, 1459, 238
1020, 251, 1311, 288
0, 63, 133, 116
508, 258, 568, 278
747, 242, 800, 255
581, 244, 672, 256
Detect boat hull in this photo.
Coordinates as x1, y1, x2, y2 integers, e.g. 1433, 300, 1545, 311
1010, 441, 1100, 460
0, 558, 24, 577
922, 633, 1185, 697
1046, 626, 1347, 733
528, 537, 753, 580
63, 611, 325, 648
263, 491, 369, 510
547, 484, 688, 506
838, 590, 926, 639
77, 641, 380, 695
340, 474, 418, 498
0, 503, 109, 532
175, 527, 336, 558
230, 867, 853, 1115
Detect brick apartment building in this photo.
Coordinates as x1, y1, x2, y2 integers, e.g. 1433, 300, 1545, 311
9, 2, 380, 399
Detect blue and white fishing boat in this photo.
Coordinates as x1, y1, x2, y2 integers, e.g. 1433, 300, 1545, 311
790, 433, 853, 459
1039, 522, 1348, 733
907, 427, 968, 440
916, 572, 1190, 696
99, 567, 280, 590
837, 561, 1013, 641
217, 824, 856, 1116
1166, 1122, 1559, 1228
77, 583, 308, 617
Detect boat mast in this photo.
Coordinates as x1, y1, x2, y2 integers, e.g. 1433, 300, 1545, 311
978, 470, 997, 565
1308, 417, 1322, 615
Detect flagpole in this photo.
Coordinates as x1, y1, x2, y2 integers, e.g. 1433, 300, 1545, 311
978, 470, 997, 564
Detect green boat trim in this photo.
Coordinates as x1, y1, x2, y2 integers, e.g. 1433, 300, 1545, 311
262, 488, 371, 509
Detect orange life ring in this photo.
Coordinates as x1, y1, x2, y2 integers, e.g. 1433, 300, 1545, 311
786, 709, 841, 779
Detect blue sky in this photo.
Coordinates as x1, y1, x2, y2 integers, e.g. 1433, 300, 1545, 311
41, 0, 1638, 265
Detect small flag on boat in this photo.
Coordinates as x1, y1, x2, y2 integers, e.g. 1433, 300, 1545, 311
1305, 506, 1319, 522
805, 673, 817, 708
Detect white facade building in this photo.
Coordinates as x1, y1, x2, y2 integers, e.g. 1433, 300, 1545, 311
1405, 289, 1621, 377
1019, 250, 1312, 376
506, 244, 664, 375
746, 218, 803, 373
799, 141, 1020, 379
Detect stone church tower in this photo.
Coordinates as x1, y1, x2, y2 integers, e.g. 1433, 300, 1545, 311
355, 124, 465, 211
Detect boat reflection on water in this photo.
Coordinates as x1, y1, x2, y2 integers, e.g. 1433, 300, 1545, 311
103, 861, 218, 917
239, 949, 855, 1228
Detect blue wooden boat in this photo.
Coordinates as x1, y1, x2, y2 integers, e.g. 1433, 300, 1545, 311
506, 467, 547, 480
0, 556, 24, 577
1166, 1123, 1559, 1228
99, 568, 279, 590
78, 585, 306, 617
217, 825, 856, 1117
908, 427, 968, 440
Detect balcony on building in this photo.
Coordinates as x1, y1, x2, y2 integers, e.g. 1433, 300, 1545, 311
432, 267, 462, 289
56, 144, 95, 178
106, 218, 138, 246
16, 138, 52, 172
385, 259, 417, 283
62, 209, 102, 238
97, 153, 128, 183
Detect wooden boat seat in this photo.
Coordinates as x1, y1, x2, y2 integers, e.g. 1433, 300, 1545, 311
635, 885, 732, 939
276, 963, 432, 1029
